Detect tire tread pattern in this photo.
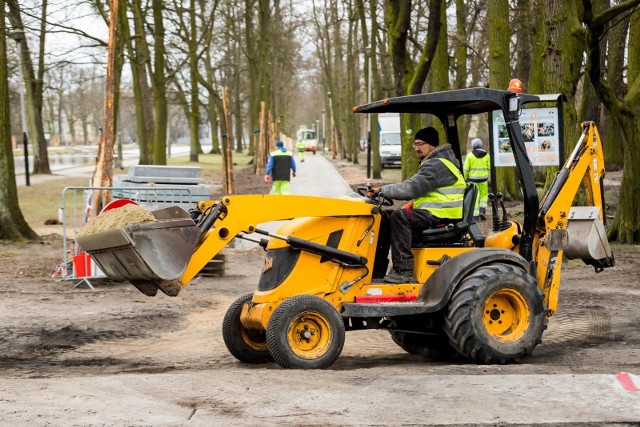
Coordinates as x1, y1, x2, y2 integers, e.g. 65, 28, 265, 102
266, 294, 345, 369
222, 293, 273, 364
444, 264, 548, 364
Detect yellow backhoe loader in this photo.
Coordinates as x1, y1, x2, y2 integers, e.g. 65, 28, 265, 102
77, 88, 614, 369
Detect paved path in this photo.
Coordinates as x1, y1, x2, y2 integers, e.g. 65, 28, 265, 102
2, 369, 640, 425
290, 153, 353, 197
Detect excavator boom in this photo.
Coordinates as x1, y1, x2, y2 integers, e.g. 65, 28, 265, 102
535, 121, 614, 313
77, 195, 377, 296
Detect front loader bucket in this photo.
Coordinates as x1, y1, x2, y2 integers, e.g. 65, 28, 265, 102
564, 206, 614, 270
76, 207, 200, 295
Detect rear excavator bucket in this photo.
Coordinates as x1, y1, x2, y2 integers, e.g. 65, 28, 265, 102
564, 206, 614, 270
76, 206, 201, 296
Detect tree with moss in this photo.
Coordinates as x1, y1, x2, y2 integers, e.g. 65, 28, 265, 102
581, 0, 640, 243
0, 0, 38, 241
384, 0, 443, 179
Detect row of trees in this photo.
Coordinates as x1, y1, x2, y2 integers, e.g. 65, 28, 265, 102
311, 0, 640, 243
1, 0, 640, 243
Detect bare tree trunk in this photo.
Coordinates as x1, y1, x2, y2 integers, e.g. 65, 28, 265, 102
152, 0, 168, 165
581, 0, 640, 243
186, 0, 200, 163
489, 0, 521, 200
514, 0, 534, 88
126, 0, 154, 164
6, 0, 51, 174
527, 0, 545, 94
384, 0, 442, 179
244, 0, 258, 156
346, 3, 358, 164
233, 76, 244, 153
0, 0, 37, 240
601, 5, 628, 171
92, 0, 120, 214
540, 0, 584, 190
222, 87, 235, 194
256, 101, 267, 174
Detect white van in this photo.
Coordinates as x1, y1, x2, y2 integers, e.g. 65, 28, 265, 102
378, 113, 401, 168
297, 128, 317, 154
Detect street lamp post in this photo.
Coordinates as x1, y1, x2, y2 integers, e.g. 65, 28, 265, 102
10, 30, 29, 186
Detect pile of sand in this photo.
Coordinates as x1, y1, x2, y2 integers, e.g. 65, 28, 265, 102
78, 204, 156, 237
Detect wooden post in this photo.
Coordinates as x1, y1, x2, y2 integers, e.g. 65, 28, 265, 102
91, 0, 119, 215
222, 87, 235, 195
268, 109, 275, 150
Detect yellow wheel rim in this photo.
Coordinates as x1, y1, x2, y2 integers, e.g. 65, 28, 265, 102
483, 288, 530, 342
241, 328, 267, 352
286, 311, 332, 359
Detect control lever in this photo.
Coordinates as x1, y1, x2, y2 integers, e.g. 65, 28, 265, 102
488, 193, 499, 232
496, 192, 510, 231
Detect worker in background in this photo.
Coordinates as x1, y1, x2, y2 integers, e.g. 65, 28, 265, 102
463, 138, 491, 220
265, 141, 296, 194
368, 127, 466, 283
296, 139, 306, 162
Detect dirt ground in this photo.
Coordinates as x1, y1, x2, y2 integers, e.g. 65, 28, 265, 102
2, 162, 640, 425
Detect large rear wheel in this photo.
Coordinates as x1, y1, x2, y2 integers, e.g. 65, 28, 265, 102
266, 295, 345, 369
222, 293, 273, 364
444, 263, 547, 364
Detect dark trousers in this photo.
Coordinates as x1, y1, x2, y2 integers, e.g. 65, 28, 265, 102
373, 208, 440, 276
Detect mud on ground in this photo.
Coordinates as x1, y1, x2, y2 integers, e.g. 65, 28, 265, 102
1, 163, 640, 424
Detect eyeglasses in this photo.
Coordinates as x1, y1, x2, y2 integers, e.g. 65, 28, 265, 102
412, 141, 428, 147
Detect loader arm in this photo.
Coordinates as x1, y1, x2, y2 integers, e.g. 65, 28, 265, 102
535, 121, 613, 314
181, 195, 378, 286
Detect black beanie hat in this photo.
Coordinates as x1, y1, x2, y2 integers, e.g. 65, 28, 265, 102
414, 127, 439, 147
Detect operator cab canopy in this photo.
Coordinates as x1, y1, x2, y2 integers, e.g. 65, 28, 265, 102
353, 87, 545, 165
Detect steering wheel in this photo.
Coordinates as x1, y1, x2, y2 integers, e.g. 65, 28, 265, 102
356, 186, 394, 206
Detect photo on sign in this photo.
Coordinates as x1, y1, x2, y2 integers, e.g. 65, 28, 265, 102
497, 124, 508, 138
540, 139, 552, 151
521, 122, 535, 142
537, 122, 555, 137
498, 138, 511, 153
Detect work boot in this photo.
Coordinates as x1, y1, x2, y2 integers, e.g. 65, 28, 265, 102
383, 268, 416, 284
479, 207, 486, 221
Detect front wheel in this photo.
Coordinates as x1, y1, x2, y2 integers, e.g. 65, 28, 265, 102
266, 295, 345, 369
222, 293, 273, 364
444, 263, 547, 364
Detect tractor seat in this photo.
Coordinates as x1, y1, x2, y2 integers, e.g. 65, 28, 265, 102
413, 183, 484, 247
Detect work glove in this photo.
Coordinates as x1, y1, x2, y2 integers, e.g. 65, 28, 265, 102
401, 201, 414, 210
264, 175, 271, 183
366, 187, 381, 199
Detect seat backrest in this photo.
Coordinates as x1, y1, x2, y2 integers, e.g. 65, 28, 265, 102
462, 183, 478, 224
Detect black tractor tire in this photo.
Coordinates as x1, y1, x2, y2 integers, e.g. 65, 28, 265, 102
266, 295, 345, 369
389, 330, 457, 361
222, 293, 273, 364
444, 263, 547, 364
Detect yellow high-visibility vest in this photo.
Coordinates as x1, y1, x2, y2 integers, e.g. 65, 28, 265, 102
413, 158, 466, 219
